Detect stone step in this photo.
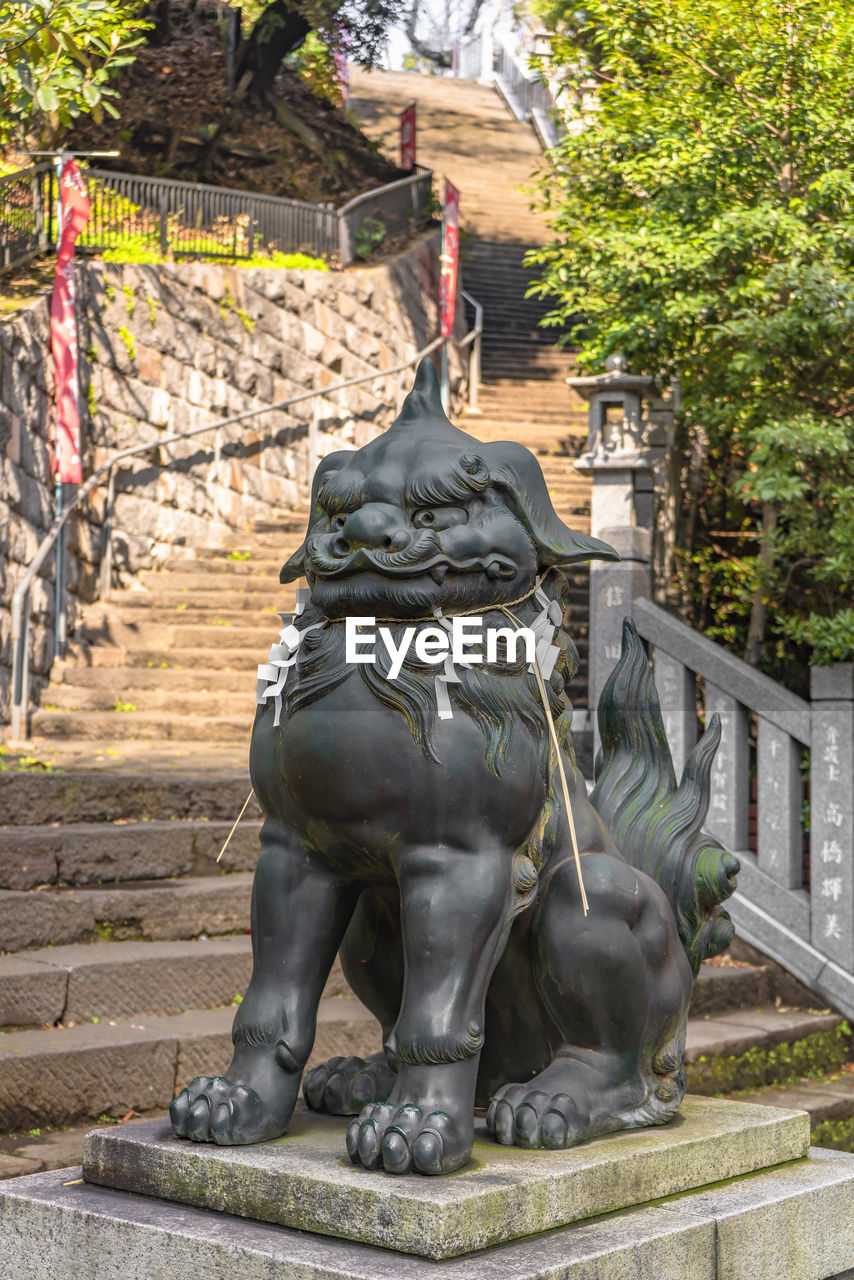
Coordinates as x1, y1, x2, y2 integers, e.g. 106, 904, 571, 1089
60, 644, 268, 669
739, 1077, 854, 1137
0, 769, 250, 827
686, 1004, 849, 1094
30, 709, 254, 742
0, 872, 254, 951
689, 960, 771, 1016
74, 620, 279, 649
131, 570, 290, 592
41, 687, 255, 716
129, 586, 290, 609
0, 818, 260, 891
51, 666, 252, 692
78, 604, 288, 629
158, 556, 292, 574
0, 937, 253, 1029
0, 938, 350, 1031
0, 996, 380, 1132
10, 1145, 854, 1279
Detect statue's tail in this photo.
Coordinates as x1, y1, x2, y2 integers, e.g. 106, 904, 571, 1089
590, 618, 740, 975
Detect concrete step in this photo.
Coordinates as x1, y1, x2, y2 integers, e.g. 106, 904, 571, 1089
0, 995, 381, 1132
30, 709, 254, 742
0, 817, 260, 890
0, 872, 254, 951
0, 769, 250, 827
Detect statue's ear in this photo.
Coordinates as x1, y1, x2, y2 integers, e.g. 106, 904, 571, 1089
482, 440, 619, 566
280, 450, 353, 584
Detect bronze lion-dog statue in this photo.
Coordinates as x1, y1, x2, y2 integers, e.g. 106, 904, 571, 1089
171, 358, 739, 1175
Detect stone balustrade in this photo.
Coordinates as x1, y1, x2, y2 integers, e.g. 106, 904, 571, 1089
633, 596, 854, 1018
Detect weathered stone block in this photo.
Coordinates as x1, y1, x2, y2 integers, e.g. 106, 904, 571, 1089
0, 954, 68, 1027
82, 1097, 809, 1261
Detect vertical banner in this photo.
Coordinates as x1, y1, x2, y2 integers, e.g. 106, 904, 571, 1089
400, 103, 416, 171
50, 159, 90, 485
440, 179, 460, 338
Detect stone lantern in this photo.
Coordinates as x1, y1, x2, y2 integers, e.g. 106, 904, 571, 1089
566, 355, 666, 755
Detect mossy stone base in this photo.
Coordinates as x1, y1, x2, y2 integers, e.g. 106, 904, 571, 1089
82, 1096, 809, 1260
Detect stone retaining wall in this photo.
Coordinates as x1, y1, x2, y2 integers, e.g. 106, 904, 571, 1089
0, 229, 467, 725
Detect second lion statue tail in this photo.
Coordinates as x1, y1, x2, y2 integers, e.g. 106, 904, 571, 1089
590, 618, 740, 976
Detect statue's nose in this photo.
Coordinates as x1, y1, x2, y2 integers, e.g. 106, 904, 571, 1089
332, 504, 410, 554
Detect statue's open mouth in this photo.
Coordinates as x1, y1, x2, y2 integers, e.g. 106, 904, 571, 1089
306, 548, 519, 583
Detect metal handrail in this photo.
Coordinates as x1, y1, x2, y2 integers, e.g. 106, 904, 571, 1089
10, 303, 483, 740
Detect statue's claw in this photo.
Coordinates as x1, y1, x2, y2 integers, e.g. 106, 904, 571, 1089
169, 1075, 287, 1145
303, 1053, 395, 1115
487, 1084, 582, 1149
346, 1099, 470, 1175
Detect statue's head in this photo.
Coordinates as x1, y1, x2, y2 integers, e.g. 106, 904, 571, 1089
282, 359, 618, 618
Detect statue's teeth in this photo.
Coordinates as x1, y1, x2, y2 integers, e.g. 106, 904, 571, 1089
431, 565, 448, 583
486, 561, 502, 578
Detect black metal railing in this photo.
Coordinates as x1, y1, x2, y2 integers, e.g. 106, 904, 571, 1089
0, 164, 53, 270
0, 163, 433, 273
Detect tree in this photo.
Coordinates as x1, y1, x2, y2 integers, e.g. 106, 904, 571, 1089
527, 0, 854, 686
0, 0, 149, 147
404, 0, 485, 70
235, 0, 400, 103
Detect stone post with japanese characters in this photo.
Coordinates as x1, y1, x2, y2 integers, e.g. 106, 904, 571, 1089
588, 527, 652, 757
810, 664, 854, 970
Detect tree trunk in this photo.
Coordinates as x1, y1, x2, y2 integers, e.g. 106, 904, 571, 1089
235, 1, 311, 102
744, 502, 778, 667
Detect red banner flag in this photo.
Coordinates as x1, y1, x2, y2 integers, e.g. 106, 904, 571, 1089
400, 103, 416, 171
51, 159, 91, 485
440, 179, 460, 339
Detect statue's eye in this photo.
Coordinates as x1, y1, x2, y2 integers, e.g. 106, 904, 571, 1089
330, 514, 347, 530
412, 506, 468, 530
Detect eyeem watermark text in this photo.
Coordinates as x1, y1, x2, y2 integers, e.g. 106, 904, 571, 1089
345, 616, 537, 680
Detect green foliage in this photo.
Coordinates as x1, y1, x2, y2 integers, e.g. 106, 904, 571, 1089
812, 1115, 854, 1152
122, 283, 135, 316
117, 324, 136, 363
687, 1022, 852, 1095
528, 0, 854, 681
354, 215, 386, 259
0, 0, 149, 145
286, 30, 343, 105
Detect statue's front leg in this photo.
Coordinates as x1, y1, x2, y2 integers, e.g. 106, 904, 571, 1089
171, 817, 359, 1145
347, 843, 519, 1176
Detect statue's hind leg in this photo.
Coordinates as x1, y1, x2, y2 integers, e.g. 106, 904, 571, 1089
487, 850, 692, 1150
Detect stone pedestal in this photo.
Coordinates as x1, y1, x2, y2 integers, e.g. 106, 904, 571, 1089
3, 1098, 854, 1279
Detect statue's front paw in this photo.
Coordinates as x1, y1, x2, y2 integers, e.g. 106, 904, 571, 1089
303, 1053, 396, 1116
170, 1076, 286, 1145
487, 1084, 583, 1149
346, 1100, 471, 1175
